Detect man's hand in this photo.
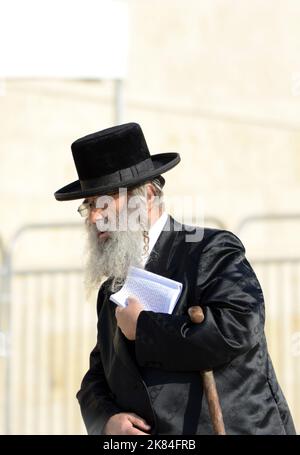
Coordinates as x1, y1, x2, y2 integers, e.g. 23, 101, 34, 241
103, 412, 151, 435
115, 296, 144, 340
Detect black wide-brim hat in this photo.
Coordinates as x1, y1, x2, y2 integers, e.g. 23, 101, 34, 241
54, 122, 180, 201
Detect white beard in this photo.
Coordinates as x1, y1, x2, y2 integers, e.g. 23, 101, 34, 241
83, 209, 148, 297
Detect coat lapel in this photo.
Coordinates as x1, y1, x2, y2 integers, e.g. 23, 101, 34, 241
145, 214, 180, 276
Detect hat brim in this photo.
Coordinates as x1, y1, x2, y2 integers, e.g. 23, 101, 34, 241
54, 152, 180, 201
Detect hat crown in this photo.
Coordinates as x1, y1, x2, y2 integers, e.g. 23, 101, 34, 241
71, 122, 150, 181
54, 122, 180, 201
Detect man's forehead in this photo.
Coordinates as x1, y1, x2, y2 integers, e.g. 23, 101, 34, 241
83, 196, 97, 203
83, 189, 135, 203
83, 192, 119, 203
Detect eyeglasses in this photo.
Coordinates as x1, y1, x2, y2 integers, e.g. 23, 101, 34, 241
77, 188, 137, 218
77, 195, 114, 218
77, 199, 98, 218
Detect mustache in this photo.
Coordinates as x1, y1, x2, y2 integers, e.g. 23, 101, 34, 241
95, 210, 150, 233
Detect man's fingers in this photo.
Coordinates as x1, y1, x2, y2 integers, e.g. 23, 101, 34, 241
115, 306, 124, 316
127, 413, 151, 431
127, 295, 140, 305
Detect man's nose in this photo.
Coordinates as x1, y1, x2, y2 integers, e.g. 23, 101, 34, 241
89, 207, 105, 225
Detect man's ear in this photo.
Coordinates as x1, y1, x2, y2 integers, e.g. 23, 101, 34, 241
146, 183, 156, 205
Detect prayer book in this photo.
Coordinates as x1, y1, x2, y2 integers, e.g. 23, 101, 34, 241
109, 266, 183, 314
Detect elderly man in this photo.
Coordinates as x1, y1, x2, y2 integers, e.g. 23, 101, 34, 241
54, 122, 296, 435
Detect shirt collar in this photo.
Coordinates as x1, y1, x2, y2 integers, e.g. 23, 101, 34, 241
142, 211, 168, 266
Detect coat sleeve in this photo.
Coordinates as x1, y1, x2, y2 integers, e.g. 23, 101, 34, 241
135, 230, 265, 372
76, 285, 121, 435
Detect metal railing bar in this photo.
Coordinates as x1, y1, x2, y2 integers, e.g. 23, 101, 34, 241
237, 214, 300, 234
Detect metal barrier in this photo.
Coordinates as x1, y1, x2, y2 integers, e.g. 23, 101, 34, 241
249, 258, 300, 412
0, 236, 4, 262
1, 223, 94, 435
0, 235, 9, 433
1, 215, 299, 434
237, 215, 300, 433
237, 213, 300, 234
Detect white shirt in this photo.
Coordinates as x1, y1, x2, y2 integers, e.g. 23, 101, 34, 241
142, 211, 168, 267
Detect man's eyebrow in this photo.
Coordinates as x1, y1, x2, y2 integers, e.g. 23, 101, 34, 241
83, 197, 98, 204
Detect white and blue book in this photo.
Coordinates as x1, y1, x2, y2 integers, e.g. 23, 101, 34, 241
109, 266, 183, 314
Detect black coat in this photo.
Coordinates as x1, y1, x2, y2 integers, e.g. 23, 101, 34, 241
76, 215, 296, 435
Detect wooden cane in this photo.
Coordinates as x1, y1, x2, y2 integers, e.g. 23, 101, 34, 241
188, 306, 226, 435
